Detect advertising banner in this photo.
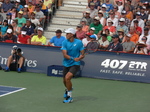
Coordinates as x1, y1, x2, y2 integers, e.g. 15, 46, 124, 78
81, 52, 150, 83
0, 42, 150, 83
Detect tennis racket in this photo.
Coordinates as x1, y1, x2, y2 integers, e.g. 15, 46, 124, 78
84, 41, 99, 55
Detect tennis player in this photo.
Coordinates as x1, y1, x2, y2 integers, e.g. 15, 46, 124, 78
61, 28, 85, 103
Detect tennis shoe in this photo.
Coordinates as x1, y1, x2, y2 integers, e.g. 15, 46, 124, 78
63, 89, 68, 98
4, 67, 9, 72
63, 96, 73, 103
17, 68, 21, 73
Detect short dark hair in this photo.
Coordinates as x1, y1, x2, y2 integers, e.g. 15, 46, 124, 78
17, 48, 22, 53
55, 29, 62, 33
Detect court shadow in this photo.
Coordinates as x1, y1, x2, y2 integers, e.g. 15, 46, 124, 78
74, 96, 98, 102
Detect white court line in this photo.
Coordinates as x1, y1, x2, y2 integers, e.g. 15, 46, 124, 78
0, 85, 26, 97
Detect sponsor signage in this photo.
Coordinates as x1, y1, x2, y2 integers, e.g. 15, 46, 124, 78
1, 42, 150, 83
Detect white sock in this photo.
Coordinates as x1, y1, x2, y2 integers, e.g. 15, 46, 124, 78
67, 91, 72, 97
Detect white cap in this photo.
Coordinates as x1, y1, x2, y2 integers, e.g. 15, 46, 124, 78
65, 28, 76, 34
24, 5, 28, 8
119, 18, 125, 22
121, 10, 126, 14
38, 27, 43, 31
108, 20, 113, 23
16, 0, 20, 2
136, 12, 141, 16
90, 27, 95, 30
85, 10, 90, 13
21, 31, 27, 35
7, 29, 13, 34
102, 4, 107, 8
126, 33, 131, 37
94, 16, 100, 20
98, 10, 103, 13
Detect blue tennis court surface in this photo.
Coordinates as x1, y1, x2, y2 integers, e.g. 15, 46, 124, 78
0, 85, 26, 97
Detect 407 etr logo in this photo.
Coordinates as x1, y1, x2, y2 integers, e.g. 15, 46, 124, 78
101, 59, 147, 71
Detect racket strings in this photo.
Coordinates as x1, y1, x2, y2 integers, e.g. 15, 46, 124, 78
85, 42, 99, 53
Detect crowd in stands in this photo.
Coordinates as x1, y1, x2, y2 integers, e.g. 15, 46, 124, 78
0, 0, 150, 55
0, 0, 53, 45
80, 0, 150, 55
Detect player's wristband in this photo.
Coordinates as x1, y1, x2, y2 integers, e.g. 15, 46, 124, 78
70, 57, 74, 60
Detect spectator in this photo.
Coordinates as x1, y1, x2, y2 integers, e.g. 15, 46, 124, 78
116, 18, 128, 35
88, 0, 101, 10
117, 28, 125, 43
104, 29, 112, 42
103, 20, 116, 34
15, 0, 24, 11
120, 10, 131, 27
102, 0, 113, 12
0, 20, 8, 37
143, 1, 149, 14
89, 27, 98, 40
125, 4, 133, 21
82, 32, 92, 47
86, 34, 99, 53
3, 29, 17, 43
30, 12, 40, 28
114, 0, 124, 13
140, 6, 148, 22
131, 12, 145, 30
27, 1, 35, 14
21, 20, 34, 37
98, 33, 109, 50
107, 11, 119, 27
12, 19, 21, 36
76, 24, 86, 40
39, 0, 48, 16
98, 10, 106, 27
133, 20, 142, 36
48, 29, 66, 47
86, 2, 98, 18
122, 33, 135, 53
4, 46, 25, 73
10, 7, 17, 20
133, 6, 141, 18
81, 11, 93, 25
1, 0, 14, 13
15, 11, 26, 28
145, 21, 150, 34
129, 26, 139, 44
107, 34, 123, 51
31, 27, 46, 45
6, 13, 13, 25
139, 27, 150, 45
35, 4, 45, 23
113, 5, 121, 19
100, 4, 109, 19
90, 16, 103, 35
18, 29, 31, 44
44, 0, 53, 12
126, 0, 134, 11
80, 18, 89, 32
22, 5, 30, 19
134, 41, 148, 54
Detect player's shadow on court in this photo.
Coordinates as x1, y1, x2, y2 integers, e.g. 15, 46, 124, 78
74, 96, 98, 102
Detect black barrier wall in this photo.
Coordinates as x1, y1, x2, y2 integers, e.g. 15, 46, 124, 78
0, 42, 150, 83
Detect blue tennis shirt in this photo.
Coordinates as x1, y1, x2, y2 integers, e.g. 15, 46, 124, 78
61, 38, 84, 67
